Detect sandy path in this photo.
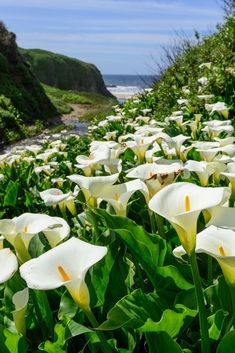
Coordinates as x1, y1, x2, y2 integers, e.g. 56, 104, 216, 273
61, 104, 90, 123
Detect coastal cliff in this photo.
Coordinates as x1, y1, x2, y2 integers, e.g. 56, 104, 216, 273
20, 48, 113, 98
0, 22, 58, 143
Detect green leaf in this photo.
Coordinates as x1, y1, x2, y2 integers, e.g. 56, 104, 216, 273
39, 320, 92, 353
98, 289, 165, 330
58, 291, 78, 320
146, 331, 183, 353
208, 309, 228, 341
90, 239, 116, 307
64, 319, 92, 341
139, 304, 197, 338
216, 330, 235, 353
92, 209, 167, 288
205, 275, 232, 313
0, 327, 28, 353
3, 180, 19, 207
93, 209, 193, 292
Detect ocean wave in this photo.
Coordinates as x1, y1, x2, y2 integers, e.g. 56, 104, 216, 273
107, 85, 144, 96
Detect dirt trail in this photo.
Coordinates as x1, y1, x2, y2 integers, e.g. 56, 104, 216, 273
61, 104, 90, 124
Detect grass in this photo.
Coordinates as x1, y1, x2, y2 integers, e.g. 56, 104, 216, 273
43, 84, 117, 120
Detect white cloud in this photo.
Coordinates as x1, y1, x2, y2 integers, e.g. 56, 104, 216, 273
1, 0, 222, 17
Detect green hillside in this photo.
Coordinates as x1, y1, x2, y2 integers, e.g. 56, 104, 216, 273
20, 48, 113, 97
0, 22, 58, 144
151, 15, 235, 119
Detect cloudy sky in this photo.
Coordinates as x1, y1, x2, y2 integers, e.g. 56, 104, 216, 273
1, 0, 224, 74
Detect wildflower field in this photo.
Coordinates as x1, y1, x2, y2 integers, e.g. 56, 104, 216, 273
0, 13, 234, 353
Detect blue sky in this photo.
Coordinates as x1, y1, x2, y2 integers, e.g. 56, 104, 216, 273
0, 0, 224, 74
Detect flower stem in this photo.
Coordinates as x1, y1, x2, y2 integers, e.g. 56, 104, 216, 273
230, 286, 235, 328
189, 251, 210, 353
155, 214, 165, 238
229, 198, 235, 207
84, 309, 113, 353
31, 290, 48, 341
224, 286, 235, 334
207, 257, 213, 286
149, 211, 156, 233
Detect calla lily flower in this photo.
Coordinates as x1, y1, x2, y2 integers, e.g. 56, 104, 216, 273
125, 135, 157, 163
207, 206, 235, 229
149, 182, 230, 254
98, 179, 149, 216
36, 148, 58, 164
0, 213, 70, 262
214, 136, 235, 147
205, 102, 229, 119
39, 187, 79, 216
67, 173, 119, 207
173, 225, 235, 287
184, 160, 215, 186
126, 162, 182, 197
196, 147, 220, 162
198, 77, 208, 85
34, 165, 53, 176
12, 288, 29, 335
20, 237, 107, 310
25, 145, 42, 155
0, 248, 18, 283
75, 148, 110, 176
171, 135, 190, 158
221, 163, 235, 201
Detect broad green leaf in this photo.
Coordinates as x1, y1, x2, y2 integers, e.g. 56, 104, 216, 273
98, 289, 165, 331
208, 309, 228, 341
205, 275, 232, 313
92, 209, 167, 288
2, 327, 27, 353
32, 290, 54, 339
58, 291, 78, 320
139, 304, 197, 338
64, 319, 92, 341
39, 320, 92, 353
3, 180, 19, 207
90, 239, 116, 307
216, 330, 235, 353
146, 331, 183, 353
93, 209, 193, 291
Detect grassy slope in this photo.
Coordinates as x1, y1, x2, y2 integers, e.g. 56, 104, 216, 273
151, 15, 235, 120
20, 48, 113, 97
43, 84, 117, 121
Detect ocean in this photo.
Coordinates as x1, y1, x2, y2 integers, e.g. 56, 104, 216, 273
103, 74, 156, 100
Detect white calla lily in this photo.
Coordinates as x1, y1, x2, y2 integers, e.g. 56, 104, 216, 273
0, 248, 18, 283
98, 179, 149, 216
184, 160, 215, 186
39, 188, 78, 216
12, 288, 29, 335
171, 135, 190, 157
173, 225, 235, 287
125, 135, 157, 163
149, 182, 230, 254
127, 162, 182, 197
0, 213, 70, 261
221, 163, 235, 202
20, 237, 107, 310
207, 206, 235, 229
67, 173, 119, 207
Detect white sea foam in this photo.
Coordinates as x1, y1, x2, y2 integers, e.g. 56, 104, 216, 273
107, 85, 144, 98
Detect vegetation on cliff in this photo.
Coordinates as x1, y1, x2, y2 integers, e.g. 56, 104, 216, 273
20, 48, 114, 98
0, 22, 58, 144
